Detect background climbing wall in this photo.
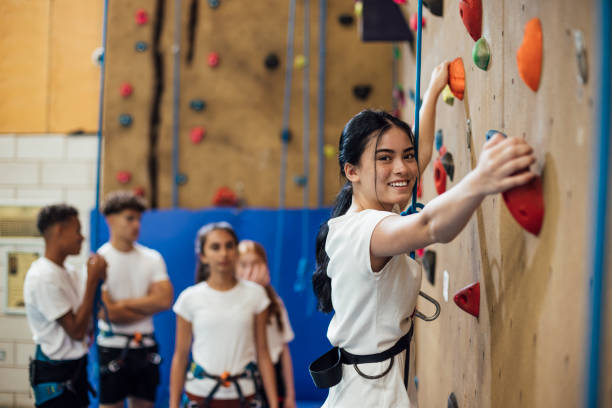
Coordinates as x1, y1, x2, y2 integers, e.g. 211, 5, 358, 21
101, 0, 393, 208
396, 1, 609, 407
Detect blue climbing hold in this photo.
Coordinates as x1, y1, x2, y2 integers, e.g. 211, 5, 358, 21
190, 99, 206, 112
414, 376, 419, 390
176, 173, 188, 185
119, 114, 133, 127
486, 129, 507, 141
281, 129, 292, 142
135, 41, 148, 52
293, 175, 307, 187
208, 0, 220, 8
435, 129, 443, 151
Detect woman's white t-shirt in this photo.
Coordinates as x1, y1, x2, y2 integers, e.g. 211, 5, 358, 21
323, 209, 422, 408
173, 279, 270, 399
267, 296, 294, 364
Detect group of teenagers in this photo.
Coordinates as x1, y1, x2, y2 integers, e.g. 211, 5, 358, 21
25, 61, 538, 408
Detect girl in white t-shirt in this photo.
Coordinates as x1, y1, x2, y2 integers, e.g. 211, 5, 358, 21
311, 64, 537, 407
169, 222, 278, 408
237, 240, 296, 408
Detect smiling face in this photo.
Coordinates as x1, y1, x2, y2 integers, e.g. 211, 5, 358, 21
346, 125, 418, 210
200, 229, 238, 277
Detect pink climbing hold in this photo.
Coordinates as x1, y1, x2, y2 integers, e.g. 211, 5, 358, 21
116, 171, 131, 184
190, 127, 206, 144
135, 9, 148, 25
416, 248, 425, 258
393, 0, 407, 4
120, 83, 133, 98
409, 13, 426, 32
208, 52, 220, 67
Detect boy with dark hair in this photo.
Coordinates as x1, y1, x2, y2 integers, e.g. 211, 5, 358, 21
96, 191, 173, 408
25, 204, 107, 408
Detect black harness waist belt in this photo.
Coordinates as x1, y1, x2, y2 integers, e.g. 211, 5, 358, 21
309, 324, 414, 389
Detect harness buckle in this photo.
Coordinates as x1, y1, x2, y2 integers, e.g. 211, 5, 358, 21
133, 332, 143, 344
220, 371, 231, 387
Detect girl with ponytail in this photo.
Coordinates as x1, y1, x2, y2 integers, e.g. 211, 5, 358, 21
311, 62, 537, 407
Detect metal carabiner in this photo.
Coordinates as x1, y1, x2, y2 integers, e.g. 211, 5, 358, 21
414, 291, 441, 321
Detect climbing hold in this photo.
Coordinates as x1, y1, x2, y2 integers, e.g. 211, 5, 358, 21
434, 157, 447, 195
338, 13, 354, 26
391, 108, 401, 119
353, 85, 372, 100
393, 45, 401, 60
135, 9, 149, 25
116, 171, 131, 184
442, 85, 455, 106
453, 282, 480, 318
190, 127, 206, 144
443, 270, 449, 301
133, 186, 145, 197
414, 376, 419, 390
472, 37, 490, 70
416, 180, 422, 198
448, 58, 465, 100
423, 250, 436, 285
458, 0, 482, 41
354, 1, 363, 17
393, 85, 405, 107
360, 0, 414, 43
516, 18, 543, 92
119, 114, 133, 127
439, 144, 447, 157
208, 0, 220, 8
409, 13, 426, 32
435, 129, 443, 151
120, 83, 133, 98
408, 89, 423, 106
264, 53, 280, 70
573, 30, 588, 85
281, 129, 292, 142
135, 41, 148, 52
441, 152, 454, 181
416, 248, 425, 258
190, 99, 206, 112
502, 176, 545, 236
208, 52, 220, 68
91, 47, 104, 66
424, 0, 444, 17
176, 173, 188, 185
485, 129, 506, 141
393, 0, 407, 4
294, 55, 307, 69
212, 186, 238, 206
293, 175, 308, 187
448, 392, 459, 408
323, 144, 337, 158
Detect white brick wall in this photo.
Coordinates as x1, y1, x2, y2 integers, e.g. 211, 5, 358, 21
0, 133, 98, 402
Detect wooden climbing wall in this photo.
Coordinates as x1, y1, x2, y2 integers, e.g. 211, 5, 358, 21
397, 0, 611, 407
101, 0, 392, 208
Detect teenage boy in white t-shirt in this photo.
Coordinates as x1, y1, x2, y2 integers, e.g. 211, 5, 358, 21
25, 204, 107, 408
96, 191, 173, 408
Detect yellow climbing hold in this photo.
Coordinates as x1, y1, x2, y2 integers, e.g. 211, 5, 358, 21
294, 55, 307, 69
354, 1, 363, 17
442, 85, 455, 106
324, 144, 337, 158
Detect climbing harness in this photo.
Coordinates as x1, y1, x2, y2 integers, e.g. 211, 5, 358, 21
99, 331, 162, 375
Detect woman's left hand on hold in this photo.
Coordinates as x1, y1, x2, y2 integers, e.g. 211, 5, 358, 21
429, 60, 450, 95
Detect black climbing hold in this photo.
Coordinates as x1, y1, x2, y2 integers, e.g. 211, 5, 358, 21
361, 0, 414, 43
441, 152, 454, 181
190, 99, 206, 112
424, 0, 444, 17
423, 250, 436, 285
353, 85, 372, 100
265, 53, 280, 70
281, 129, 292, 142
448, 392, 458, 408
338, 13, 354, 26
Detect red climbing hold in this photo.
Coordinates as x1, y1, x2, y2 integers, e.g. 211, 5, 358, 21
453, 282, 480, 318
502, 175, 544, 235
190, 127, 206, 144
516, 18, 543, 92
212, 186, 238, 207
135, 9, 148, 25
458, 0, 482, 41
120, 83, 133, 98
434, 157, 447, 195
116, 171, 131, 184
208, 52, 220, 67
133, 186, 145, 197
448, 58, 465, 100
393, 0, 407, 4
416, 248, 425, 258
417, 180, 422, 198
409, 14, 426, 32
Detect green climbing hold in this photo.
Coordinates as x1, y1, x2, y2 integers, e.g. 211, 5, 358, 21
393, 45, 401, 60
472, 38, 490, 71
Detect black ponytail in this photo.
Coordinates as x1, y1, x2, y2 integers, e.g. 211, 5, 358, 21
312, 109, 415, 313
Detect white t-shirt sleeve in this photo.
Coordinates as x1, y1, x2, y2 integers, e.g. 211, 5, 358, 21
173, 288, 193, 322
346, 209, 396, 276
253, 284, 271, 314
36, 277, 73, 322
151, 251, 169, 283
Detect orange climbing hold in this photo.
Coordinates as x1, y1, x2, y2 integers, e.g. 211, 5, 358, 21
516, 18, 543, 92
502, 175, 544, 235
448, 58, 465, 100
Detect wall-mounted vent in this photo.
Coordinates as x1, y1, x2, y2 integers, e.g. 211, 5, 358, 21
0, 206, 41, 238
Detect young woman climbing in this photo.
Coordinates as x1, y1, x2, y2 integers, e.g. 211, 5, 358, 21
237, 240, 297, 408
310, 64, 537, 407
169, 223, 278, 408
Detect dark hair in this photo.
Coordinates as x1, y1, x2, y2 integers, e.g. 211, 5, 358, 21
101, 191, 146, 216
37, 204, 79, 235
195, 222, 239, 283
238, 240, 284, 332
312, 110, 415, 313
